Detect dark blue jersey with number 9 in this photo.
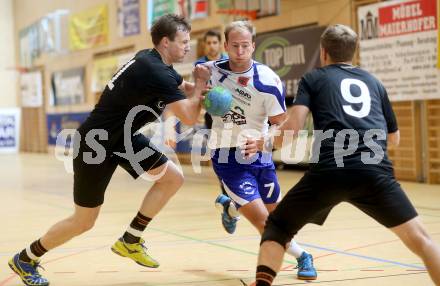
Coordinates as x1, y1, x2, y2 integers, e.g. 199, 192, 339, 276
294, 64, 398, 174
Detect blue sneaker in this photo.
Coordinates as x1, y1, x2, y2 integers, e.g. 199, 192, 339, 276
296, 252, 317, 280
215, 194, 239, 234
8, 253, 49, 286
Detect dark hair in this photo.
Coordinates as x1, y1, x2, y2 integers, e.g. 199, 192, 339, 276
320, 24, 358, 62
203, 30, 221, 42
224, 21, 255, 42
150, 14, 191, 46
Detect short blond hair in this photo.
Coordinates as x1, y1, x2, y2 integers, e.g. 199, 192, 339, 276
224, 21, 256, 42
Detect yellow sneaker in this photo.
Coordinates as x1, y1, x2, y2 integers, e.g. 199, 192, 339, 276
111, 238, 159, 268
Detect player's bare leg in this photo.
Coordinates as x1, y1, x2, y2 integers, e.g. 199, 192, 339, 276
111, 161, 184, 268
391, 217, 440, 285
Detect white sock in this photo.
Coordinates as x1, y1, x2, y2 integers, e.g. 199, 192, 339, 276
25, 246, 39, 261
286, 240, 305, 259
227, 201, 240, 218
125, 226, 144, 238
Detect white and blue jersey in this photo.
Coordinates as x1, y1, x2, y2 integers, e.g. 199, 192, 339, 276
204, 59, 286, 149
203, 59, 286, 207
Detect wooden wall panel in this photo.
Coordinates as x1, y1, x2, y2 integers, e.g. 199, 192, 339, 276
388, 101, 422, 181
426, 99, 440, 184
20, 107, 47, 152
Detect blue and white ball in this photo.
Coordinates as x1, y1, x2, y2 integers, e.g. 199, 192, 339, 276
204, 86, 233, 116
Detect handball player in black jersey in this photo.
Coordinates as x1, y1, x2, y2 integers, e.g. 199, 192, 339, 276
247, 24, 440, 286
8, 14, 211, 286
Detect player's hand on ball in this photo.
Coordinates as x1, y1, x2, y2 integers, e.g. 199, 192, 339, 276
193, 64, 211, 83
200, 86, 212, 100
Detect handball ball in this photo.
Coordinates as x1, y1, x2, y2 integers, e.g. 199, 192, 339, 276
203, 86, 233, 116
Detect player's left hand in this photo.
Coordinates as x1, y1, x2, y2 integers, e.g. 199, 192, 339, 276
242, 137, 264, 158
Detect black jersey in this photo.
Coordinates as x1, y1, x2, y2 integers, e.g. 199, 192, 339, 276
78, 49, 186, 148
294, 64, 398, 174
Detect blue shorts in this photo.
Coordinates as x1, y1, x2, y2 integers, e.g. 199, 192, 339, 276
211, 148, 281, 207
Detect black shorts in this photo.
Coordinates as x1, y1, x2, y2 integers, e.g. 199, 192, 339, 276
262, 169, 418, 246
73, 134, 168, 208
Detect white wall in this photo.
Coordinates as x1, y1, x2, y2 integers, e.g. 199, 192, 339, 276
0, 0, 17, 107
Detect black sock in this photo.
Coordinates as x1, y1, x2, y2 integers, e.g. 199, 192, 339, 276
122, 212, 152, 244
19, 239, 47, 262
256, 265, 277, 286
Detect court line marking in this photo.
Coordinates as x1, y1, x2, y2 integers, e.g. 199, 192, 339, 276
272, 271, 428, 285
0, 227, 425, 286
147, 227, 426, 270
299, 242, 425, 270
0, 227, 431, 285
148, 227, 295, 265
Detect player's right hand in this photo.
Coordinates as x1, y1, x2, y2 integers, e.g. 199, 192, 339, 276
200, 86, 212, 100
193, 64, 211, 83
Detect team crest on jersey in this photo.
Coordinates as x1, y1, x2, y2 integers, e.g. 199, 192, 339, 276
237, 76, 250, 87
240, 181, 254, 194
222, 106, 246, 125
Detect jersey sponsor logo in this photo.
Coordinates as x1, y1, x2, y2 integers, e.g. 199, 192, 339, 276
222, 106, 246, 125
234, 88, 252, 100
156, 100, 165, 109
231, 95, 250, 106
234, 106, 244, 115
237, 76, 250, 87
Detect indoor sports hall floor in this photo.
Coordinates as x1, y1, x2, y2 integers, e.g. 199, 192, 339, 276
1, 153, 439, 286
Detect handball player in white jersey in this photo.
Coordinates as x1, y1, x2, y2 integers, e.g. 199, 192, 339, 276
200, 21, 317, 280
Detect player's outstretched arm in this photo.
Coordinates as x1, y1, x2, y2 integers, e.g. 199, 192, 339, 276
167, 65, 210, 125
273, 105, 309, 148
168, 86, 205, 125
380, 84, 400, 147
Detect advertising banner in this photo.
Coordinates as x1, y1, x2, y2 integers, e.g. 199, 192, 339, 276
147, 0, 177, 29
0, 108, 21, 154
47, 112, 89, 146
69, 4, 109, 51
20, 71, 44, 107
190, 0, 208, 19
255, 26, 325, 105
51, 67, 86, 106
92, 53, 135, 93
358, 0, 439, 100
118, 0, 140, 37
